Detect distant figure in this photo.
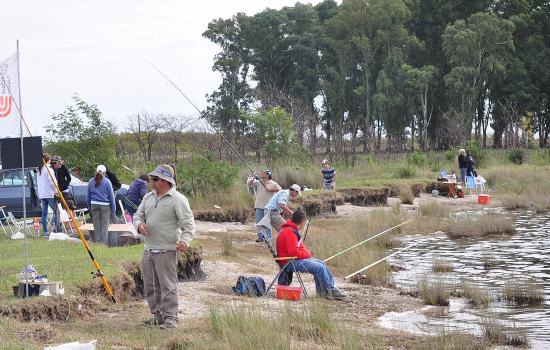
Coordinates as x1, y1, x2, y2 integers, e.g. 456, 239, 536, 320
276, 210, 345, 300
87, 165, 116, 244
51, 156, 76, 211
457, 149, 467, 183
37, 153, 59, 236
126, 174, 149, 217
257, 184, 301, 239
247, 169, 281, 243
321, 159, 336, 190
466, 150, 477, 177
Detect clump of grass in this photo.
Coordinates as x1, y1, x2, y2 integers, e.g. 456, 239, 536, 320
447, 213, 515, 238
481, 318, 528, 347
415, 328, 487, 350
396, 163, 417, 178
432, 257, 454, 273
419, 277, 450, 306
221, 234, 233, 256
502, 278, 545, 306
482, 253, 499, 269
499, 194, 529, 210
461, 280, 491, 307
399, 185, 414, 205
420, 201, 450, 218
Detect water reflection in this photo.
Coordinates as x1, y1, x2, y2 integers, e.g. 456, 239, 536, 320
380, 210, 550, 348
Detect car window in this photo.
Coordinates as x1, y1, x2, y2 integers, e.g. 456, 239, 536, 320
0, 169, 29, 187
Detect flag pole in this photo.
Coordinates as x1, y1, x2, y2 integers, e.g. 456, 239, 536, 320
16, 40, 29, 298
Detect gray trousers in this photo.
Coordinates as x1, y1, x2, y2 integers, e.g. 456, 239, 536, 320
142, 250, 178, 323
91, 204, 110, 244
269, 210, 286, 232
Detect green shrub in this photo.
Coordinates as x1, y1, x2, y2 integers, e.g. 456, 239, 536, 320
445, 148, 456, 161
506, 149, 524, 165
177, 156, 239, 196
409, 151, 427, 167
464, 139, 486, 167
396, 163, 417, 178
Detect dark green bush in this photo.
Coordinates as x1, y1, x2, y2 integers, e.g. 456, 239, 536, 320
409, 151, 427, 167
445, 148, 455, 161
176, 156, 239, 196
396, 163, 417, 178
506, 149, 524, 165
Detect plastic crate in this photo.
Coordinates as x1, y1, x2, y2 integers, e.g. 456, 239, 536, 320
478, 194, 490, 205
276, 285, 302, 301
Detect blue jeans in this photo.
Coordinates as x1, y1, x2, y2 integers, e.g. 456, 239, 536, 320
41, 198, 58, 234
255, 208, 272, 240
284, 258, 336, 295
460, 168, 467, 183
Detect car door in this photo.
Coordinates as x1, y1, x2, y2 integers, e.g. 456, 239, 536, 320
0, 168, 41, 218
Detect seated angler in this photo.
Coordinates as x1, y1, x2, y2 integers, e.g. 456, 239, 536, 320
276, 209, 345, 301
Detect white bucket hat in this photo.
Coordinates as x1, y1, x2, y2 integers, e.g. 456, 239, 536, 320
290, 184, 301, 195
148, 164, 176, 185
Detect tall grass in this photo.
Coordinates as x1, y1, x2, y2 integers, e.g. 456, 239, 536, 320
432, 257, 454, 273
415, 328, 487, 350
419, 277, 450, 306
420, 201, 450, 218
461, 280, 491, 307
481, 318, 528, 347
399, 185, 414, 204
502, 278, 545, 306
221, 234, 234, 256
447, 213, 515, 238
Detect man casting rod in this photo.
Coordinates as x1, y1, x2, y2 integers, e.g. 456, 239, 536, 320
323, 219, 413, 263
147, 60, 266, 187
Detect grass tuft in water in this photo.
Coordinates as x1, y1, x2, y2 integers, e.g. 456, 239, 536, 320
432, 257, 454, 273
415, 328, 488, 350
447, 213, 515, 238
502, 278, 545, 306
481, 318, 529, 347
419, 277, 450, 306
461, 280, 491, 307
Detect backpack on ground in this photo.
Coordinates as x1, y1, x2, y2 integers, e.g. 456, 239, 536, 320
232, 276, 266, 297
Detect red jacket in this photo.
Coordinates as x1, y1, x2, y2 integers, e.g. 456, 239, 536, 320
276, 220, 312, 266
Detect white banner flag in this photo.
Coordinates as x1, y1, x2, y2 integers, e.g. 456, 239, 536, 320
0, 52, 21, 137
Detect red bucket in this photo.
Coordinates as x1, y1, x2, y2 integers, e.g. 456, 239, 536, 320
276, 285, 302, 301
478, 194, 490, 205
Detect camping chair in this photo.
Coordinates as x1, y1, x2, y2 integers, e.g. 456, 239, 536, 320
465, 176, 476, 195
475, 176, 486, 194
0, 206, 13, 237
438, 169, 448, 181
57, 203, 78, 236
7, 211, 33, 237
260, 232, 308, 298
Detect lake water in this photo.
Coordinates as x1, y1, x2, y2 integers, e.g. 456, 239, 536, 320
379, 210, 550, 349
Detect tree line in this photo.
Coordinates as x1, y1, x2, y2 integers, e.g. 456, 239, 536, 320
203, 0, 550, 154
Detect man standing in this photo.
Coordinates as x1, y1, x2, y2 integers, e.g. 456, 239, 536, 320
276, 210, 345, 300
257, 184, 301, 238
51, 156, 76, 212
321, 159, 336, 190
133, 164, 195, 329
247, 169, 281, 243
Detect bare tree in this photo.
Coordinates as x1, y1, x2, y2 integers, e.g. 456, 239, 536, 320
162, 114, 193, 163
127, 112, 164, 162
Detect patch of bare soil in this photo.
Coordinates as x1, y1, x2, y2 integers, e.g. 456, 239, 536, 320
0, 296, 95, 322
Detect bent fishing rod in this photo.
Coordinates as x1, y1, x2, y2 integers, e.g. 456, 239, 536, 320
0, 71, 117, 303
323, 219, 413, 263
147, 61, 266, 188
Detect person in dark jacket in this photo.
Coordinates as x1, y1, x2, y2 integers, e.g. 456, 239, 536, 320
51, 156, 76, 211
105, 167, 121, 191
276, 210, 345, 301
126, 174, 149, 217
457, 149, 468, 183
466, 150, 477, 177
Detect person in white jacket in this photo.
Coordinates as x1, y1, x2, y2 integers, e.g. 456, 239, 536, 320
37, 153, 59, 236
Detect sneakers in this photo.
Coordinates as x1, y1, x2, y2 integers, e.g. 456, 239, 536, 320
159, 318, 177, 330
324, 289, 346, 301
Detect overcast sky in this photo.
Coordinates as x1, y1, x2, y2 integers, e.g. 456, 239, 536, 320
0, 0, 324, 136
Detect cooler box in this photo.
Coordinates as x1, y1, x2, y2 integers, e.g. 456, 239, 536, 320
478, 194, 490, 205
276, 285, 302, 301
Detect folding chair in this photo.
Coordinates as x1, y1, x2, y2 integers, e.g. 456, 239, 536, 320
475, 176, 486, 194
7, 212, 33, 237
118, 200, 129, 224
57, 203, 78, 236
261, 233, 308, 298
0, 206, 13, 237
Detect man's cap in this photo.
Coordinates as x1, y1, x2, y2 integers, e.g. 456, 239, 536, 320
148, 164, 176, 185
263, 169, 273, 177
321, 159, 328, 165
290, 184, 301, 194
96, 164, 107, 173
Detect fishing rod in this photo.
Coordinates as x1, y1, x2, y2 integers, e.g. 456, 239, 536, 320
0, 69, 117, 303
344, 237, 432, 280
299, 217, 311, 245
323, 219, 413, 263
147, 61, 266, 187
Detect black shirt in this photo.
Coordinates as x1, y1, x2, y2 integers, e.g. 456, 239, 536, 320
106, 169, 121, 191
54, 164, 71, 192
458, 154, 468, 168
